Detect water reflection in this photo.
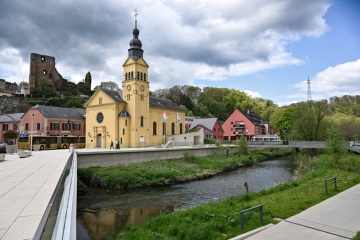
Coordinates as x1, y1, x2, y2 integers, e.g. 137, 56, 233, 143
77, 158, 295, 240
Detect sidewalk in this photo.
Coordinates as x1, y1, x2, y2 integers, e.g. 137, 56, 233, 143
240, 183, 360, 240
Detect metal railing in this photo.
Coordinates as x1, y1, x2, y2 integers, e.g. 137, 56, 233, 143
240, 205, 263, 231
324, 177, 337, 194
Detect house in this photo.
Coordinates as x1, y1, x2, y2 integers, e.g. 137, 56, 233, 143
20, 82, 30, 96
189, 118, 224, 140
0, 79, 19, 96
0, 113, 24, 142
222, 109, 274, 141
20, 105, 86, 137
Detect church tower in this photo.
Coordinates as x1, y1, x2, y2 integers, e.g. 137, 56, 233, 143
122, 10, 150, 147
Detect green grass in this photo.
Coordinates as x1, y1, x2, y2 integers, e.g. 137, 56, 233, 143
109, 152, 360, 240
78, 148, 291, 190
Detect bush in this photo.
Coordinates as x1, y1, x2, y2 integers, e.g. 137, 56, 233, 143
204, 138, 216, 144
326, 127, 346, 156
236, 135, 248, 155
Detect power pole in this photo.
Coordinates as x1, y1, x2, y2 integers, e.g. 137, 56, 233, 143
307, 76, 312, 101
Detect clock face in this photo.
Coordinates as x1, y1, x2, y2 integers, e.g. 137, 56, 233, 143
127, 85, 131, 91
140, 85, 145, 91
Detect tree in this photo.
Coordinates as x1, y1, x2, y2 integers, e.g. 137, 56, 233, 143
39, 77, 55, 97
289, 100, 329, 141
236, 135, 248, 155
96, 81, 119, 90
326, 127, 346, 156
3, 130, 18, 142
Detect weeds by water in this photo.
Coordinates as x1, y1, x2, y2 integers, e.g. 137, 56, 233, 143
111, 152, 360, 240
78, 148, 292, 191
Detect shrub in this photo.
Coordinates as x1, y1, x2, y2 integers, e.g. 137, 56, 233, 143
236, 135, 248, 155
204, 138, 216, 144
326, 127, 346, 156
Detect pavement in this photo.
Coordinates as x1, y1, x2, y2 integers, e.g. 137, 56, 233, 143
232, 183, 360, 240
0, 150, 71, 240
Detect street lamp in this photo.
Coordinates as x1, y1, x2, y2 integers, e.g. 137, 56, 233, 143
30, 113, 35, 152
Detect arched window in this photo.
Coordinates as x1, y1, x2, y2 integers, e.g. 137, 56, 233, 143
125, 73, 127, 80
128, 72, 131, 79
144, 73, 146, 81
140, 72, 143, 80
131, 71, 134, 79
137, 71, 139, 79
180, 123, 183, 134
123, 128, 125, 135
125, 120, 127, 126
163, 122, 166, 136
171, 123, 175, 135
153, 122, 157, 135
140, 116, 144, 127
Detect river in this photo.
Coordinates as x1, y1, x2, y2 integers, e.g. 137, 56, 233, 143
77, 157, 295, 240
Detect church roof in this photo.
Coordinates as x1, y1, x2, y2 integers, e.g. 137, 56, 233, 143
101, 89, 126, 103
31, 105, 86, 119
149, 97, 183, 111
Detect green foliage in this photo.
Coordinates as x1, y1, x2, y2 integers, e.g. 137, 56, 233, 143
204, 138, 216, 144
114, 153, 360, 239
236, 135, 248, 155
213, 141, 227, 158
353, 231, 360, 240
3, 130, 18, 139
326, 127, 347, 156
183, 151, 199, 164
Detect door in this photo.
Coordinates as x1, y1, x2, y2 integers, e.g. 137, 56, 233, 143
97, 133, 102, 148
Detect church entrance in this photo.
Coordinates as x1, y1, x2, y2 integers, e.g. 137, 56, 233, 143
97, 133, 102, 148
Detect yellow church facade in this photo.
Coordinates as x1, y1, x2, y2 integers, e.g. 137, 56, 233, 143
84, 16, 186, 148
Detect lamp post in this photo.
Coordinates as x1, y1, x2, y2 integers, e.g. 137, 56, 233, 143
30, 113, 35, 152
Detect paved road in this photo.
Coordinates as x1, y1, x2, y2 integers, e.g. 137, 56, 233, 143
235, 183, 360, 240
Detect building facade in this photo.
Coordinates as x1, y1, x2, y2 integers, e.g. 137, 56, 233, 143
222, 109, 274, 141
20, 105, 86, 137
0, 113, 23, 143
85, 16, 186, 148
189, 118, 224, 140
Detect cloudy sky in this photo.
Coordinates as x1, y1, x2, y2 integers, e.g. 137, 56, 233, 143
0, 0, 359, 106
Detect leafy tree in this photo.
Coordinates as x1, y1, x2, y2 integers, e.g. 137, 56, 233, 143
271, 106, 294, 141
96, 81, 119, 90
289, 100, 329, 141
326, 127, 346, 156
39, 77, 55, 97
236, 135, 248, 155
3, 130, 18, 140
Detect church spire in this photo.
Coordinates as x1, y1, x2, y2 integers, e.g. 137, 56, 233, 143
128, 9, 143, 61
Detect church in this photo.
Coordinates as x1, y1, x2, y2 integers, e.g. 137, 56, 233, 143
84, 14, 186, 148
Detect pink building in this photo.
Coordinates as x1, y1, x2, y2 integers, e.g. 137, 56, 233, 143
0, 113, 23, 143
189, 118, 224, 140
222, 109, 273, 141
20, 105, 86, 137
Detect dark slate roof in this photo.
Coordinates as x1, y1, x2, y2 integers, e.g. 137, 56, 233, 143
0, 113, 24, 122
189, 118, 219, 131
32, 105, 86, 120
101, 89, 126, 103
149, 97, 183, 110
238, 109, 266, 126
119, 109, 131, 117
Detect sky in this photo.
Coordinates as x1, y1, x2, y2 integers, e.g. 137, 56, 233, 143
0, 0, 359, 106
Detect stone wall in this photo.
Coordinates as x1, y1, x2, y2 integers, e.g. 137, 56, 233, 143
0, 97, 30, 114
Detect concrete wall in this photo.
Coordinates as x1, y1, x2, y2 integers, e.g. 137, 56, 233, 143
77, 146, 219, 169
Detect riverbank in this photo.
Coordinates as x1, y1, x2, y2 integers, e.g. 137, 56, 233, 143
77, 148, 292, 191
110, 152, 360, 240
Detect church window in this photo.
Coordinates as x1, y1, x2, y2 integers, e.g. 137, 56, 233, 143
140, 116, 144, 127
125, 120, 127, 126
125, 73, 127, 80
171, 123, 175, 135
96, 112, 104, 123
144, 73, 146, 81
128, 72, 131, 79
123, 128, 125, 135
131, 71, 134, 79
99, 97, 102, 105
163, 122, 166, 136
137, 71, 139, 79
153, 122, 157, 135
141, 94, 144, 100
141, 72, 143, 80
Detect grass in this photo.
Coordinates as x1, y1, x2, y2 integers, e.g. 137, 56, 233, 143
108, 152, 360, 240
77, 148, 291, 190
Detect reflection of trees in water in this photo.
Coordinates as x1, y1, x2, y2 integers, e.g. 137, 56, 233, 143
79, 202, 178, 240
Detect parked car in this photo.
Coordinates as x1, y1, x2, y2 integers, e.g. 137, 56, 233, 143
0, 143, 6, 153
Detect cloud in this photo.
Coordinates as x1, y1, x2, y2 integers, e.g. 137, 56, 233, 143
0, 0, 331, 91
291, 59, 360, 101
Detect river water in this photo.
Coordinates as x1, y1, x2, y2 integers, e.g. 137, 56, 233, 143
77, 157, 295, 240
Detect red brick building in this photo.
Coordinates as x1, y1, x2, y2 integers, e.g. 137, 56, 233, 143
20, 105, 86, 137
222, 109, 274, 141
189, 118, 224, 140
